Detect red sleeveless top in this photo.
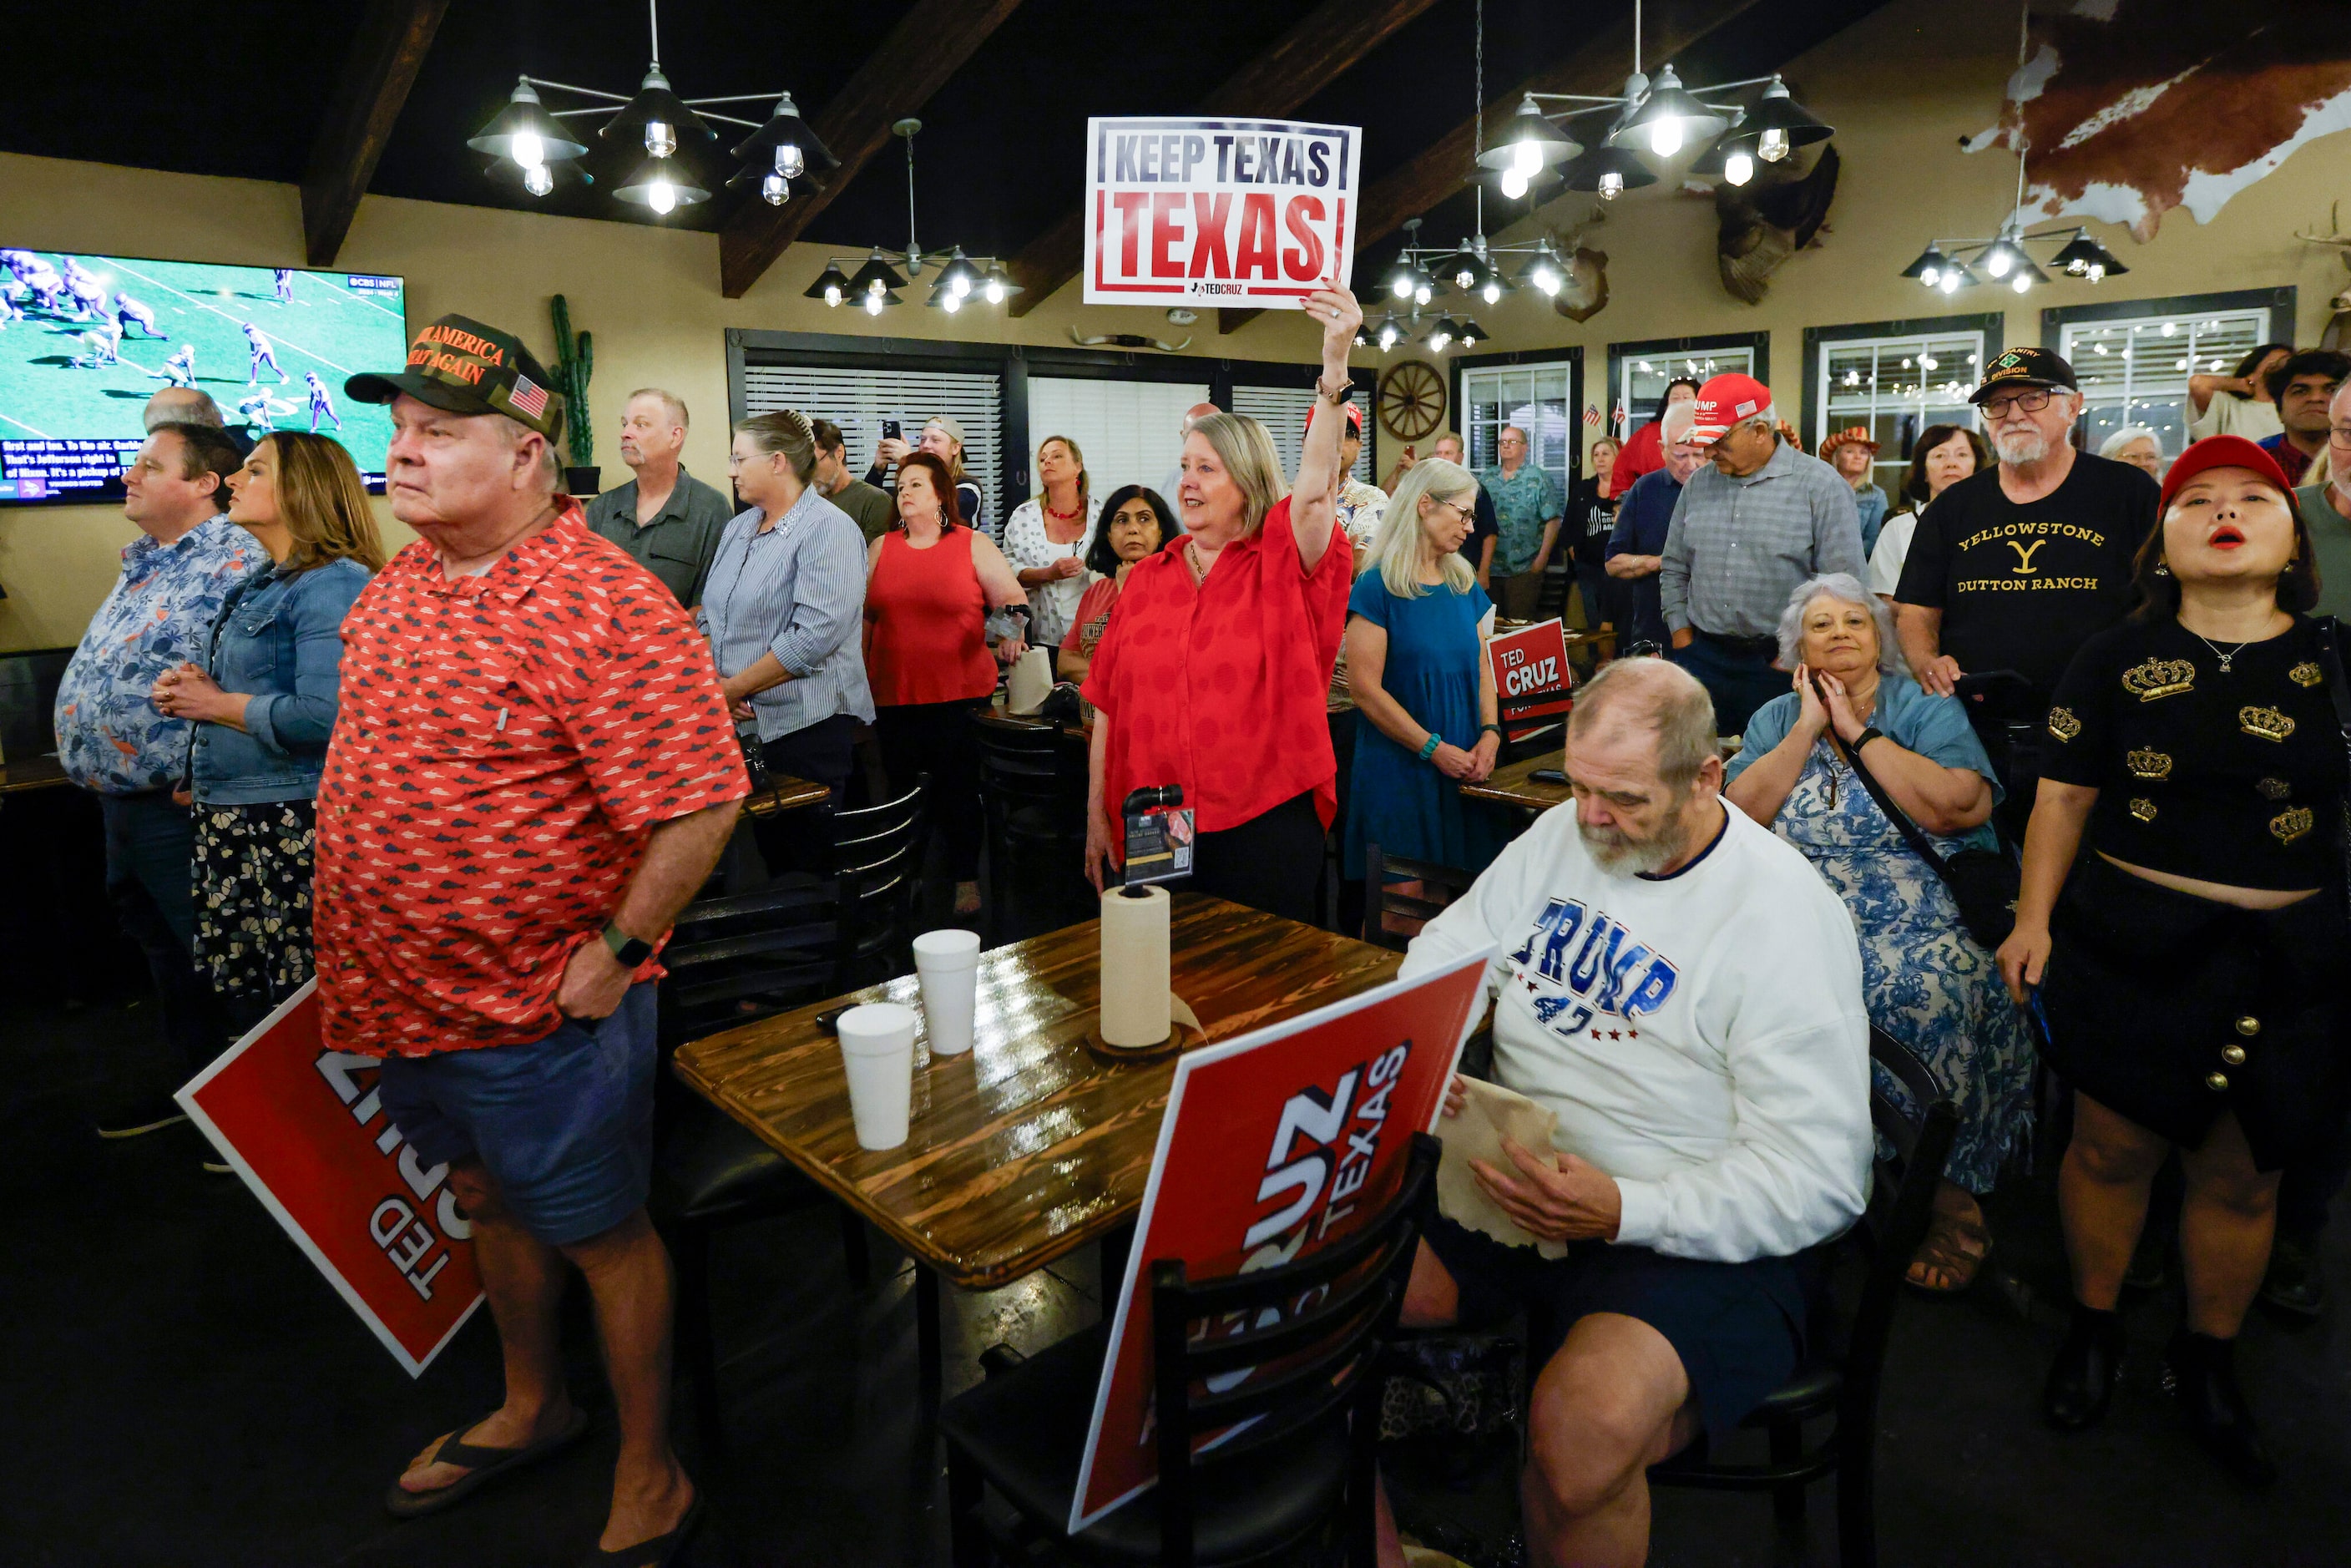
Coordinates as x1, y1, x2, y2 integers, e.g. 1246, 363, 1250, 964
864, 527, 999, 707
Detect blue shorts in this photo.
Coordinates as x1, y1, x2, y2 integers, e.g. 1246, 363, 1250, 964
1420, 1212, 1809, 1445
377, 985, 658, 1248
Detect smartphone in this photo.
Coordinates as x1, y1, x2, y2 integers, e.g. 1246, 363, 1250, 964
881, 417, 903, 443
1529, 767, 1568, 785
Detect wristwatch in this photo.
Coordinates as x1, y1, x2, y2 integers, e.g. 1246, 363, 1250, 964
602, 921, 655, 969
1851, 726, 1885, 752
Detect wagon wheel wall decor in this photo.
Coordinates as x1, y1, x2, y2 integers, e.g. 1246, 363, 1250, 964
1378, 359, 1447, 443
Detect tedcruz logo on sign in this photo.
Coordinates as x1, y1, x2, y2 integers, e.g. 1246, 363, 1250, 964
314, 1050, 472, 1302
1245, 1044, 1411, 1266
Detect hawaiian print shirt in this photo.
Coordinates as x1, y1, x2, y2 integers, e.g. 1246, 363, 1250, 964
1479, 463, 1565, 577
1335, 478, 1390, 554
54, 517, 263, 795
312, 506, 750, 1056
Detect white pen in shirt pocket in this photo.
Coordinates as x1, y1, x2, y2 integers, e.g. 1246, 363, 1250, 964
495, 707, 508, 732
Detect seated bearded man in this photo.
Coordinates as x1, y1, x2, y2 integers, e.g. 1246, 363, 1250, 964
1382, 657, 1873, 1568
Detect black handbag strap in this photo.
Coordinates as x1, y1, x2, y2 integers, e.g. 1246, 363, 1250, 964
1823, 724, 1966, 891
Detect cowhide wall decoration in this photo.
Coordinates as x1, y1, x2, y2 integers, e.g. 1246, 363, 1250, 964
1967, 1, 2351, 241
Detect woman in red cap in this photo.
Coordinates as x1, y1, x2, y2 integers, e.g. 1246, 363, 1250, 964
2000, 434, 2345, 1485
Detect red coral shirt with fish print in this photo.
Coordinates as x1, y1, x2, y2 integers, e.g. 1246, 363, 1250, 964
313, 504, 749, 1057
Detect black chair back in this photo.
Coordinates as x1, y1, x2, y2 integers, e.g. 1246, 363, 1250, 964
1362, 842, 1476, 953
829, 776, 933, 987
975, 721, 1092, 942
1845, 1026, 1959, 1428
1145, 1133, 1440, 1568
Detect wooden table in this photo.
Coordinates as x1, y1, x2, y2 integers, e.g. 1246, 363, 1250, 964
0, 755, 68, 796
673, 893, 1401, 1388
1462, 749, 1570, 813
740, 771, 832, 817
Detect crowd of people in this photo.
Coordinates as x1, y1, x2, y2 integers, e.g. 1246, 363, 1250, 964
47, 293, 2351, 1564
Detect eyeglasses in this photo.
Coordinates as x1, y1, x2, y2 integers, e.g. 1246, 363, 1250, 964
1433, 498, 1475, 520
2329, 423, 2351, 445
1978, 388, 2055, 418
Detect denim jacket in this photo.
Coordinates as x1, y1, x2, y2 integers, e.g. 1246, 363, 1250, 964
190, 556, 372, 804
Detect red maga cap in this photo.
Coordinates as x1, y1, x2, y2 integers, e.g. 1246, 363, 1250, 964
1687, 372, 1773, 445
2158, 434, 2293, 513
1302, 400, 1366, 443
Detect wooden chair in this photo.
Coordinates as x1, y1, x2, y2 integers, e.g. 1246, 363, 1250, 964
1646, 1026, 1959, 1568
1361, 842, 1477, 953
654, 781, 932, 1454
939, 1135, 1441, 1567
974, 720, 1093, 944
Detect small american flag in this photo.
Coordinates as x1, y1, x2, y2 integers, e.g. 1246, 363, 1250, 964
1610, 402, 1627, 436
1582, 404, 1600, 427
508, 375, 549, 420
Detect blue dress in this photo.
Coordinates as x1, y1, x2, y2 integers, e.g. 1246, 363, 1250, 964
1342, 573, 1509, 879
1729, 674, 2035, 1193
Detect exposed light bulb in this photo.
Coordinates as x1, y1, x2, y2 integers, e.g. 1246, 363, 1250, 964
1390, 273, 1413, 299
523, 162, 554, 197
1512, 139, 1544, 177
1919, 264, 1941, 288
1939, 271, 1960, 295
512, 132, 545, 169
2011, 272, 2031, 295
776, 143, 805, 179
1429, 331, 1451, 352
645, 120, 676, 159
1534, 264, 1561, 297
867, 276, 887, 297
823, 283, 842, 307
1984, 246, 2012, 279
1723, 149, 1754, 187
1758, 127, 1790, 163
1598, 169, 1625, 200
950, 273, 971, 299
984, 275, 1005, 305
1453, 264, 1475, 290
761, 172, 789, 206
864, 292, 883, 316
941, 290, 961, 313
1378, 322, 1400, 350
1482, 279, 1502, 304
647, 180, 675, 215
1499, 166, 1529, 200
1649, 116, 1683, 157
1413, 281, 1433, 306
2086, 262, 2105, 283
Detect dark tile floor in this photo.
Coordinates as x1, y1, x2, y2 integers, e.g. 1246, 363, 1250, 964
5, 988, 2346, 1566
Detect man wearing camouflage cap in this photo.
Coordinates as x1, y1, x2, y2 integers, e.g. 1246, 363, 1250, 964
326, 314, 747, 1560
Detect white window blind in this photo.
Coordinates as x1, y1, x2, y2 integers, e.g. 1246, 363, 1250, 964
2058, 306, 2276, 464
1230, 385, 1377, 485
1026, 377, 1210, 501
1462, 360, 1577, 493
1813, 329, 1987, 495
740, 362, 1003, 525
1619, 346, 1755, 437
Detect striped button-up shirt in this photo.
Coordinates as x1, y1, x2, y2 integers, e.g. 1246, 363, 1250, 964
698, 489, 875, 741
1659, 442, 1865, 640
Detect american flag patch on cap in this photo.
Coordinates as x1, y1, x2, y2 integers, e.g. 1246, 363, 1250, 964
508, 375, 549, 420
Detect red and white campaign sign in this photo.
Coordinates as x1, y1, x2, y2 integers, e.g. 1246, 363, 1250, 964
1490, 617, 1575, 741
176, 981, 484, 1377
1069, 949, 1492, 1532
1083, 116, 1361, 309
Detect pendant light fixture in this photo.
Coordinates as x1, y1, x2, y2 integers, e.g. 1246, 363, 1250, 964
1894, 6, 2127, 296
465, 0, 836, 219
806, 120, 1014, 311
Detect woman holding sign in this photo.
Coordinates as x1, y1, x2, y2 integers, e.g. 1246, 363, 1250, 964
1342, 457, 1506, 884
1081, 286, 1362, 922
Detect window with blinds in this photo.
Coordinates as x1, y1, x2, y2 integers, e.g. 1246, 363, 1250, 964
738, 362, 1004, 523
1230, 385, 1378, 485
2057, 306, 2277, 463
1813, 328, 1987, 495
1026, 377, 1210, 502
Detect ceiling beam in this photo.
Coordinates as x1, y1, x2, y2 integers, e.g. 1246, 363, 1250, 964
300, 0, 450, 266
719, 0, 1028, 300
1355, 0, 1769, 254
1005, 0, 1445, 319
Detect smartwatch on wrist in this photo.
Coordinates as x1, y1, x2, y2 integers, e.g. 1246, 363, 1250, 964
1851, 726, 1885, 752
602, 921, 654, 969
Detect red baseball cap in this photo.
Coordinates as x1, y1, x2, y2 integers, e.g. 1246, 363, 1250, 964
2158, 435, 2293, 513
1303, 401, 1366, 443
1687, 372, 1773, 445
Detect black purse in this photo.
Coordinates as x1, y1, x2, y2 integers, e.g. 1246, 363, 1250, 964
1828, 726, 2021, 950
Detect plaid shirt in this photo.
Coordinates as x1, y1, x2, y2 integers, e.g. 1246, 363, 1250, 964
1659, 443, 1865, 640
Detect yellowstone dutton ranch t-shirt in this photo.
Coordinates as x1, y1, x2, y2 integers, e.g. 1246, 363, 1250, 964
1892, 454, 2157, 714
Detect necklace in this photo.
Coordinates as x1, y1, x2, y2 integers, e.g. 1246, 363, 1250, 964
2187, 630, 2252, 674
1185, 539, 1211, 586
1043, 493, 1082, 522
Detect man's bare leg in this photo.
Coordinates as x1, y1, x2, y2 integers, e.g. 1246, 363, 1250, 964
564, 1207, 694, 1553
1520, 1313, 1697, 1568
397, 1161, 577, 1495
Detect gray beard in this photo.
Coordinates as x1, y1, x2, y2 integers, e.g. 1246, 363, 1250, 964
1580, 813, 1691, 877
1992, 427, 2050, 465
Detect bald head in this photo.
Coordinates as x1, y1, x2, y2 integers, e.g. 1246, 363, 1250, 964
1565, 658, 1725, 875
1181, 402, 1221, 433
144, 387, 224, 431
1568, 658, 1718, 792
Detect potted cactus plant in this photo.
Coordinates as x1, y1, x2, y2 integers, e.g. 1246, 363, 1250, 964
550, 294, 597, 494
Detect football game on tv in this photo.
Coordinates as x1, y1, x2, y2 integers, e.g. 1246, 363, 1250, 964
0, 250, 406, 502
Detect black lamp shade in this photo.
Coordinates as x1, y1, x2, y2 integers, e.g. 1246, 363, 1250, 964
1378, 256, 1421, 300
1689, 129, 1759, 185
806, 263, 852, 302
613, 154, 710, 212
2051, 235, 2130, 278
1742, 77, 1834, 152
1900, 245, 1950, 281
1477, 99, 1580, 170
937, 250, 987, 296
730, 92, 841, 174
600, 68, 716, 145
1456, 319, 1487, 348
1607, 64, 1729, 154
847, 250, 909, 296
981, 263, 1022, 300
1440, 249, 1488, 293
468, 80, 590, 163
1560, 144, 1658, 195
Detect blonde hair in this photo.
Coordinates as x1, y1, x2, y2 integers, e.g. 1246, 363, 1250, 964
1037, 432, 1090, 513
255, 432, 387, 574
625, 387, 690, 428
923, 415, 968, 481
1186, 412, 1286, 535
1373, 458, 1477, 599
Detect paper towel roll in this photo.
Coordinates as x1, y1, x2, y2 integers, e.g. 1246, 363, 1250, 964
1006, 645, 1054, 715
1099, 884, 1172, 1046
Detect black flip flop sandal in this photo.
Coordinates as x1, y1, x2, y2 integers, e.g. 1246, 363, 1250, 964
383, 1408, 592, 1519
584, 1492, 705, 1567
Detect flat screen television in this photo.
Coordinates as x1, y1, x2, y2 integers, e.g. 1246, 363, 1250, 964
0, 249, 407, 503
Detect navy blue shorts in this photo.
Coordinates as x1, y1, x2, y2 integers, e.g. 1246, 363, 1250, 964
1420, 1212, 1808, 1444
376, 984, 658, 1248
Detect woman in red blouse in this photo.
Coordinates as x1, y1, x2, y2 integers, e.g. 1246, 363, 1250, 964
865, 452, 1029, 916
1080, 286, 1364, 923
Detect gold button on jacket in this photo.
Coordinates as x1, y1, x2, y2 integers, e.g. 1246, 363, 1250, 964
2205, 1071, 2232, 1093
2236, 1016, 2261, 1037
2222, 1045, 2247, 1066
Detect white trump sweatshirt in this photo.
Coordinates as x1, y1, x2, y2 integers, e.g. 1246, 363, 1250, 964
1400, 800, 1872, 1264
